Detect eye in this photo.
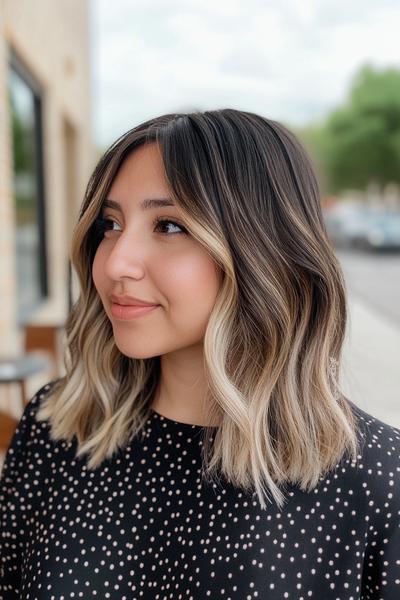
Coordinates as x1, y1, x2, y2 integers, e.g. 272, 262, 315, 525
94, 216, 121, 236
153, 217, 188, 235
93, 216, 188, 237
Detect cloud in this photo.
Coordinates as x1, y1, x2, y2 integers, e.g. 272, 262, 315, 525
90, 0, 400, 147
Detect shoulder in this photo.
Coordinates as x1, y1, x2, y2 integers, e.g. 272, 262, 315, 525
345, 401, 400, 594
0, 379, 60, 509
25, 378, 60, 414
346, 398, 400, 516
3, 379, 59, 460
348, 399, 400, 466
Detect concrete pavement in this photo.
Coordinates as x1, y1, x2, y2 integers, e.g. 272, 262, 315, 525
341, 292, 400, 429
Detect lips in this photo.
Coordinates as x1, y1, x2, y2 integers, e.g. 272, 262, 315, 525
115, 301, 157, 307
109, 294, 158, 307
110, 302, 160, 320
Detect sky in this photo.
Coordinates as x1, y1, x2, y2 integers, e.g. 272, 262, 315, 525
89, 0, 400, 149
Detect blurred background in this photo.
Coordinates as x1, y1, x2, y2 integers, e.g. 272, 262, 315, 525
1, 0, 399, 471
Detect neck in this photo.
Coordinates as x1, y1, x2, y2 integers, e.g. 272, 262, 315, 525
151, 344, 220, 426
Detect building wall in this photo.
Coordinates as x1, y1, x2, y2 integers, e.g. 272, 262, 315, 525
0, 0, 97, 411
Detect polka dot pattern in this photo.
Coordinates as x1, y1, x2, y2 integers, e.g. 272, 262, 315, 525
1, 381, 399, 599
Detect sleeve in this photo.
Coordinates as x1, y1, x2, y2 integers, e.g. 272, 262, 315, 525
0, 381, 56, 597
360, 421, 400, 599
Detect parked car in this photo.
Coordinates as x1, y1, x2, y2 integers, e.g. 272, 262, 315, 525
324, 206, 400, 252
324, 205, 372, 248
356, 213, 400, 251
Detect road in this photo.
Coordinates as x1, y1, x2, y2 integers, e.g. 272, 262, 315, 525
335, 247, 400, 327
334, 246, 400, 429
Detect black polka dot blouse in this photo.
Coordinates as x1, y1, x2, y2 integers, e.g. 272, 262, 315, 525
1, 380, 400, 599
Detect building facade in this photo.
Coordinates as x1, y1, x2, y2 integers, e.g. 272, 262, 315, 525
0, 0, 96, 410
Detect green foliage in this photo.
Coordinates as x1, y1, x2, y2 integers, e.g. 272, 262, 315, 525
297, 63, 400, 196
9, 88, 36, 173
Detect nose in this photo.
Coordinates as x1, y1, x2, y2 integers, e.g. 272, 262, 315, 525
102, 231, 148, 281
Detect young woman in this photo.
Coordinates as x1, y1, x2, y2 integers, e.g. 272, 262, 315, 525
1, 109, 399, 599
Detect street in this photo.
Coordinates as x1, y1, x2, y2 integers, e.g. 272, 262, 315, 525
335, 247, 400, 429
336, 247, 400, 327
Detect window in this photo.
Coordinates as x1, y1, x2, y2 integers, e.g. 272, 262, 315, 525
8, 49, 48, 326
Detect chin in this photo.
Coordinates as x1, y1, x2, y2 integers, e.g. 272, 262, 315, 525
112, 343, 155, 360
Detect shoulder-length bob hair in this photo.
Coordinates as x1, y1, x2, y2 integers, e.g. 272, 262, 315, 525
36, 108, 362, 510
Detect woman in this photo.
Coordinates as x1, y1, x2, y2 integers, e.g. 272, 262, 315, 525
1, 109, 399, 599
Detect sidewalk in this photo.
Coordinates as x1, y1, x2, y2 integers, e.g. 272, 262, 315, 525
341, 292, 400, 430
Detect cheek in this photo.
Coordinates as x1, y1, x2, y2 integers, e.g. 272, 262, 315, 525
92, 248, 107, 297
159, 252, 220, 310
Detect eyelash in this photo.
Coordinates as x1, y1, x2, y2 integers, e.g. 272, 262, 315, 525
94, 216, 188, 237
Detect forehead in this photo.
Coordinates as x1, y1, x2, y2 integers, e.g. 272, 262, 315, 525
106, 143, 171, 209
112, 143, 165, 185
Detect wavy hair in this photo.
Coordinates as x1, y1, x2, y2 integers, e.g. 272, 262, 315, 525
36, 108, 362, 510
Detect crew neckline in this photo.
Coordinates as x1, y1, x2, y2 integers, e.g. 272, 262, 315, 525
149, 408, 219, 429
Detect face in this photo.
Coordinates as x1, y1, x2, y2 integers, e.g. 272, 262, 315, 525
92, 142, 222, 359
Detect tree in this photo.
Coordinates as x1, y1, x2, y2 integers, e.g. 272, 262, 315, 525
298, 63, 400, 196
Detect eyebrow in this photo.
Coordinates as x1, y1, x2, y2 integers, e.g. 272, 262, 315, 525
101, 197, 175, 212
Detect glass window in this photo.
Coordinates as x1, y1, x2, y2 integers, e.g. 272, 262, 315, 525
8, 51, 48, 326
